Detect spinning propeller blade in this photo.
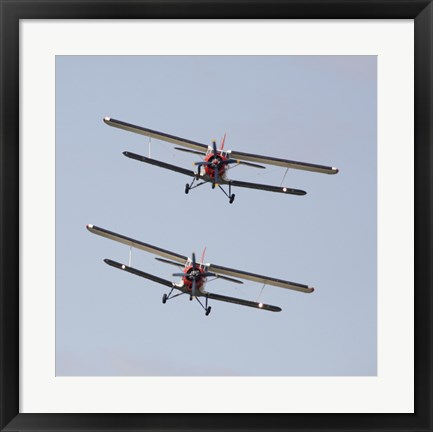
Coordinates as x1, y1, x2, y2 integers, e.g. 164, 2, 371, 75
155, 257, 183, 267
238, 160, 266, 169
191, 278, 196, 297
212, 140, 218, 157
191, 253, 197, 296
215, 274, 244, 284
174, 147, 206, 156
214, 165, 219, 186
193, 161, 212, 167
211, 140, 219, 185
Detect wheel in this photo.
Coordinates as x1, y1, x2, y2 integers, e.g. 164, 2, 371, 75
229, 194, 235, 204
205, 306, 212, 316
185, 183, 190, 194
189, 295, 193, 301
162, 293, 168, 304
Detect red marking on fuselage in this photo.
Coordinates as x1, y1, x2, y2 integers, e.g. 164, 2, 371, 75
203, 152, 228, 179
182, 265, 207, 292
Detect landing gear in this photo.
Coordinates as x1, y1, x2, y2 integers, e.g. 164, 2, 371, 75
216, 182, 236, 204
194, 295, 212, 316
189, 295, 193, 301
185, 177, 206, 195
162, 287, 183, 305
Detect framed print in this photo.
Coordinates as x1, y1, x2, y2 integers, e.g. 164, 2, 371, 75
1, 1, 431, 431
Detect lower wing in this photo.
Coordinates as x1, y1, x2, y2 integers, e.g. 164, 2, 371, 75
206, 292, 281, 312
123, 151, 196, 177
104, 259, 175, 288
227, 179, 306, 196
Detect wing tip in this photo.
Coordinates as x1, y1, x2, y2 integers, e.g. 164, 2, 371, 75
268, 305, 282, 312
282, 187, 307, 196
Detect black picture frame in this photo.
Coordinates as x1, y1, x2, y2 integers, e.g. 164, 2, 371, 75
1, 1, 431, 431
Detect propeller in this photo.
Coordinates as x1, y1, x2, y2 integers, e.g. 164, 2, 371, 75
214, 274, 244, 284
237, 161, 266, 169
174, 147, 206, 157
192, 139, 241, 185
155, 257, 183, 267
211, 141, 220, 186
193, 157, 266, 170
191, 252, 197, 297
172, 252, 216, 297
171, 248, 244, 305
179, 135, 265, 173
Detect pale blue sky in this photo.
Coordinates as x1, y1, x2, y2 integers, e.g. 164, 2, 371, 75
56, 56, 377, 376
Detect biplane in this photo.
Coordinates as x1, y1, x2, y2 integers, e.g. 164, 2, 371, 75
103, 117, 339, 203
87, 224, 314, 315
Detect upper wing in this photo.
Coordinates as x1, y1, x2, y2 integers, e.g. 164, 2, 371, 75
207, 262, 314, 293
227, 179, 306, 196
104, 117, 209, 152
87, 224, 187, 264
229, 150, 338, 175
205, 292, 281, 312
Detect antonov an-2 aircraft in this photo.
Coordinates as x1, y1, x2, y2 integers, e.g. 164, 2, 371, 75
87, 224, 314, 315
103, 117, 339, 203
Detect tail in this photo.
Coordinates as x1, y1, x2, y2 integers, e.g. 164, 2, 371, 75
220, 133, 226, 150
200, 246, 207, 268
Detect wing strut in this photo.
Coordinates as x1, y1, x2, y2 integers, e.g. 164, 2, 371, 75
280, 167, 289, 186
256, 283, 266, 303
